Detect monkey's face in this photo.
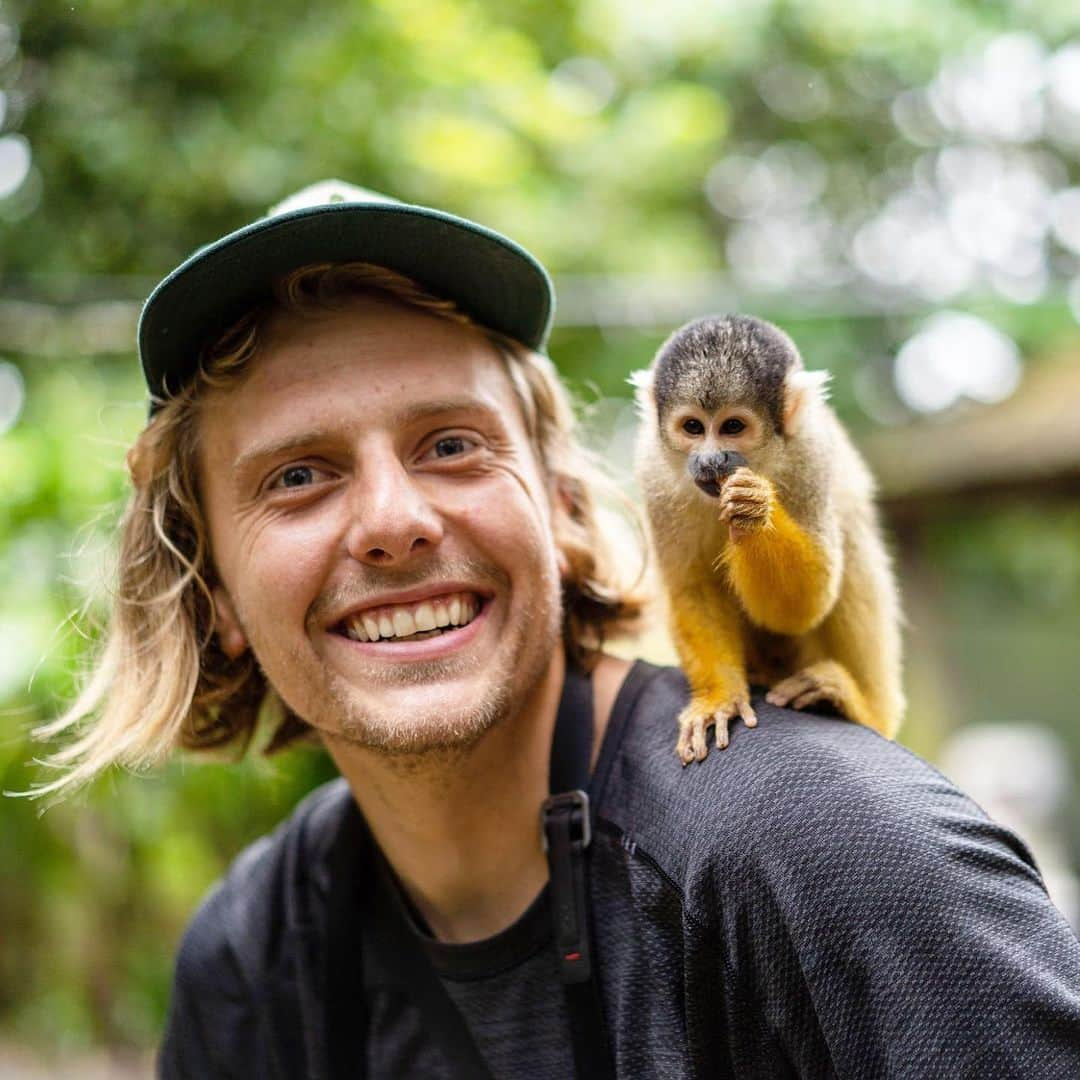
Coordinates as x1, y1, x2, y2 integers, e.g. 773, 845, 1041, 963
661, 401, 769, 498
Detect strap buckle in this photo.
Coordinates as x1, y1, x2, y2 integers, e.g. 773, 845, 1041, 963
541, 789, 594, 984
540, 789, 591, 852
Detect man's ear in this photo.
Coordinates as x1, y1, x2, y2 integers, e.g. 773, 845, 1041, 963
212, 586, 249, 660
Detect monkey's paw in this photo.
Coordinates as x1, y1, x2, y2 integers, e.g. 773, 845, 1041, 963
766, 664, 849, 716
719, 468, 772, 538
676, 694, 758, 765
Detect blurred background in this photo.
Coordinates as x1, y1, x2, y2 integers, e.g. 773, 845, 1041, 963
3, 0, 1080, 1073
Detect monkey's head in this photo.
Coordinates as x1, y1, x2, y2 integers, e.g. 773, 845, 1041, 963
630, 314, 830, 496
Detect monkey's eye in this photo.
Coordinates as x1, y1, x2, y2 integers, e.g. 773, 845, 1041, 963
681, 418, 705, 436
720, 418, 746, 435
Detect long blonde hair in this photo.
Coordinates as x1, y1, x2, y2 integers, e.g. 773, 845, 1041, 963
31, 262, 643, 795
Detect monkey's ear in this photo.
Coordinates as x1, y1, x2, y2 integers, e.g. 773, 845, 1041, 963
782, 369, 831, 433
628, 367, 654, 413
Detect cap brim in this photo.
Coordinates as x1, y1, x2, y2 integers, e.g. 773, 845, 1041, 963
138, 201, 555, 400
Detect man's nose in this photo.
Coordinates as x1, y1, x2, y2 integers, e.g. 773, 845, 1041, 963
343, 457, 444, 566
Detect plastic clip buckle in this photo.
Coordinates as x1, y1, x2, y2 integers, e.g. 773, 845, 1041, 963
540, 789, 591, 852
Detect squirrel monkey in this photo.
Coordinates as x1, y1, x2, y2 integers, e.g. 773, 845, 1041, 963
632, 315, 904, 764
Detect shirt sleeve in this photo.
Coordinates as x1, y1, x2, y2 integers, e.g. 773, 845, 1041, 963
716, 745, 1080, 1079
157, 884, 265, 1080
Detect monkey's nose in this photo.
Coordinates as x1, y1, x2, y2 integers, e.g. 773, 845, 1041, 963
688, 451, 747, 497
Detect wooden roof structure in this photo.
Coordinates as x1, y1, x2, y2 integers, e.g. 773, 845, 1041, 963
861, 354, 1080, 523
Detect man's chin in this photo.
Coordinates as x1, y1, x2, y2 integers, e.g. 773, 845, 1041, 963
331, 687, 512, 757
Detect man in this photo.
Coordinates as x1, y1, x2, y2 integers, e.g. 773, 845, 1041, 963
44, 183, 1080, 1077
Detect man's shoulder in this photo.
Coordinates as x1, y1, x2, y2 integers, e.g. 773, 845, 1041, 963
603, 662, 1035, 898
177, 777, 354, 981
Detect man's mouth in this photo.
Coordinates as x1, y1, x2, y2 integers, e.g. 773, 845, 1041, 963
335, 591, 483, 644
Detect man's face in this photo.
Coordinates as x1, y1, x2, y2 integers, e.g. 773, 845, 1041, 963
198, 294, 565, 754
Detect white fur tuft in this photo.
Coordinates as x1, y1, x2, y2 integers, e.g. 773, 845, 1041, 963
782, 368, 832, 433
628, 367, 655, 415
787, 368, 832, 402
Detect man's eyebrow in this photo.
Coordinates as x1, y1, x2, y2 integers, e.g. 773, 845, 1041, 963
232, 398, 499, 473
394, 396, 500, 426
232, 430, 337, 475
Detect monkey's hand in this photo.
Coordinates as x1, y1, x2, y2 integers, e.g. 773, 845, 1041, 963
719, 468, 773, 540
676, 691, 757, 765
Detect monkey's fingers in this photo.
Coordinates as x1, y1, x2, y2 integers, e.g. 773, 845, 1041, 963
719, 501, 762, 523
719, 498, 771, 535
727, 466, 756, 484
791, 688, 832, 711
737, 696, 758, 730
721, 477, 766, 497
719, 487, 770, 509
676, 704, 713, 765
713, 712, 731, 751
765, 672, 815, 708
789, 684, 850, 714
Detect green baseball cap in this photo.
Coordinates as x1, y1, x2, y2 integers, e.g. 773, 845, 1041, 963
138, 180, 556, 403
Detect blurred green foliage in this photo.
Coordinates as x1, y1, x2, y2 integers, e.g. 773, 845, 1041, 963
3, 0, 1080, 1057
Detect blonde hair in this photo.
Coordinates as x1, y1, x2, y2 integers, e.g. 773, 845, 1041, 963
31, 262, 643, 795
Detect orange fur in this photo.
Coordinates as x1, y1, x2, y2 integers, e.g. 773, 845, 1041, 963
721, 489, 833, 636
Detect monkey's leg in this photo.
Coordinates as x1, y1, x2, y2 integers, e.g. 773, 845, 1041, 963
765, 659, 875, 730
666, 583, 757, 764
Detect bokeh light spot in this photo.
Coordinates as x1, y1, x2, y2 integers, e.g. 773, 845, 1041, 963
0, 133, 31, 200
0, 360, 25, 434
894, 312, 1021, 414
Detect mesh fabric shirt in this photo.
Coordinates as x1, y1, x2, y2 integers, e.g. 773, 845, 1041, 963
159, 661, 1080, 1078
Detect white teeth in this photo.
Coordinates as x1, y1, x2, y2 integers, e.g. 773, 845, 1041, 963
343, 592, 481, 641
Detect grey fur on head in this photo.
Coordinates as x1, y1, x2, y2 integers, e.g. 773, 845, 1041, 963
651, 315, 802, 433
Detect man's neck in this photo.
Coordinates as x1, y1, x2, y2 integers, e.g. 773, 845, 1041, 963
323, 650, 567, 943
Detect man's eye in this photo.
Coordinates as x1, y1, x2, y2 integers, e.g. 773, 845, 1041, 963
270, 465, 326, 490
721, 418, 746, 435
681, 418, 705, 435
427, 435, 476, 459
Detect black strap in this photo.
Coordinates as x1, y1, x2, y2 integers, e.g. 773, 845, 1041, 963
324, 808, 371, 1080
543, 663, 617, 1079
324, 662, 615, 1079
325, 803, 495, 1079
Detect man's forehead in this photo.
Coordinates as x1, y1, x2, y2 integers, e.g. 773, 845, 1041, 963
197, 298, 520, 460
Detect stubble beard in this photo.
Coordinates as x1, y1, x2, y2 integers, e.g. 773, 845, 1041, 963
319, 563, 563, 761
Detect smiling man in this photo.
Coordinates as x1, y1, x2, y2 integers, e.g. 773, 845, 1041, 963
41, 183, 1080, 1078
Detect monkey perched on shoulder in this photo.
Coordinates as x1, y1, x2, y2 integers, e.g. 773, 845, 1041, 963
632, 315, 904, 764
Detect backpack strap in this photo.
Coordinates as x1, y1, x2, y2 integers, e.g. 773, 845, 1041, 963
543, 661, 617, 1079
322, 660, 615, 1078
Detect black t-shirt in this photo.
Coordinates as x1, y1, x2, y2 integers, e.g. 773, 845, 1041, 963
159, 662, 1080, 1078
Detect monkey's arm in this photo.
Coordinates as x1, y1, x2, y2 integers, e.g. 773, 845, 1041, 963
660, 556, 757, 763
719, 470, 839, 636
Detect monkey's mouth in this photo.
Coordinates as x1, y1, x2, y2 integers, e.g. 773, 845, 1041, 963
692, 476, 723, 498
688, 450, 747, 499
